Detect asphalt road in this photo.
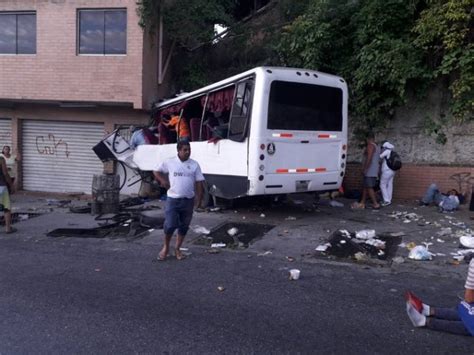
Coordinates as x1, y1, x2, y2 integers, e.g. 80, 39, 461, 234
0, 233, 472, 354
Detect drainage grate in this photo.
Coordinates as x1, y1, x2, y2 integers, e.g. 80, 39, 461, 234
193, 222, 275, 248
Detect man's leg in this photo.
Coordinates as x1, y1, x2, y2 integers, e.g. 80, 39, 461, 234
422, 183, 438, 204
4, 209, 11, 232
175, 199, 194, 260
367, 187, 380, 208
160, 198, 178, 260
159, 234, 172, 260
427, 318, 470, 336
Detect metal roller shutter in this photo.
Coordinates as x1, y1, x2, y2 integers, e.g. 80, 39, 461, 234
22, 120, 104, 193
0, 118, 12, 149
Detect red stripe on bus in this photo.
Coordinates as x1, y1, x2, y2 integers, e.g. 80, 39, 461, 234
280, 133, 293, 138
296, 168, 308, 173
315, 168, 326, 172
276, 169, 288, 173
318, 134, 330, 138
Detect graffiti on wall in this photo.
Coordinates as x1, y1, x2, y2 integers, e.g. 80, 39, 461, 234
36, 134, 71, 158
449, 172, 474, 195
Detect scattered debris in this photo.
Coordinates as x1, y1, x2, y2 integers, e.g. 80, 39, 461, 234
329, 200, 344, 208
289, 269, 300, 280
460, 236, 474, 249
211, 243, 226, 248
286, 256, 295, 262
316, 229, 401, 261
217, 286, 225, 292
192, 225, 210, 235
227, 227, 238, 236
257, 251, 272, 256
260, 213, 266, 218
408, 245, 433, 261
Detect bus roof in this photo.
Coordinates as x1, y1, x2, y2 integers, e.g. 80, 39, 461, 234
154, 66, 346, 110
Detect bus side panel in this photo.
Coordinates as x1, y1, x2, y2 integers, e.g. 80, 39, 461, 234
191, 139, 249, 198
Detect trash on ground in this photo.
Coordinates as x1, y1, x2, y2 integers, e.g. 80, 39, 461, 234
316, 229, 401, 261
390, 232, 406, 237
355, 229, 376, 240
315, 243, 331, 252
211, 243, 226, 248
260, 213, 266, 218
227, 227, 238, 236
329, 200, 344, 207
209, 207, 221, 212
408, 245, 433, 261
285, 216, 297, 220
192, 225, 210, 235
436, 238, 445, 243
257, 251, 272, 256
286, 256, 295, 262
289, 269, 300, 280
406, 242, 417, 250
460, 236, 474, 249
217, 286, 225, 292
437, 227, 452, 237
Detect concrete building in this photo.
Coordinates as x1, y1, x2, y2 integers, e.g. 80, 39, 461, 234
0, 0, 163, 193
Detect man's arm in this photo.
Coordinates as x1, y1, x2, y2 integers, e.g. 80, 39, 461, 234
153, 171, 170, 190
0, 158, 13, 192
194, 180, 204, 209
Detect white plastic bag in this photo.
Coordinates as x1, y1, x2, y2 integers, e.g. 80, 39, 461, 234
408, 245, 433, 261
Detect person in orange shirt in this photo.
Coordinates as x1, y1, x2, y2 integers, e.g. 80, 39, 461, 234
162, 114, 190, 141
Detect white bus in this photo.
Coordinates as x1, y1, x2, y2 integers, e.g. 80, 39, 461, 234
96, 67, 348, 200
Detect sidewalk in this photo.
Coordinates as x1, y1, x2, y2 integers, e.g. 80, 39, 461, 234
3, 191, 474, 279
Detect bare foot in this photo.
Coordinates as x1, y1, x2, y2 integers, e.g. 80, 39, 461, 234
175, 248, 186, 261
158, 247, 168, 261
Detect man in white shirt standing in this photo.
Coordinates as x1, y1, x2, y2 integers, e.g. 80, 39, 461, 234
153, 140, 205, 261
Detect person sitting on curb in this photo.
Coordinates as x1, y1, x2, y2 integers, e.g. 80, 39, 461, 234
420, 183, 463, 212
0, 156, 16, 234
405, 258, 474, 336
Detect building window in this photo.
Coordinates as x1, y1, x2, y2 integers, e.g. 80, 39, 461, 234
0, 12, 36, 54
78, 9, 126, 55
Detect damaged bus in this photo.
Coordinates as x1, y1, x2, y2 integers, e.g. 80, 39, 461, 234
94, 67, 348, 201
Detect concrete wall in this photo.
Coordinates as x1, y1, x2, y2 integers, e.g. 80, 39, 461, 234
345, 85, 474, 202
0, 0, 158, 109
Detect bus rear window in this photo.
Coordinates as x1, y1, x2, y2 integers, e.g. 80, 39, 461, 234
268, 81, 343, 131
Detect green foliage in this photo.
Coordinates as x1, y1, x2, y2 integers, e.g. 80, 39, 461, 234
414, 0, 474, 121
137, 0, 236, 49
274, 0, 473, 139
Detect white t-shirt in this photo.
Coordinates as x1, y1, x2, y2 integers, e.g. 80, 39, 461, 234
156, 156, 205, 199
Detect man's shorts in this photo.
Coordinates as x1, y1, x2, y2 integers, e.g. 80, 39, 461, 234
363, 177, 378, 188
0, 186, 11, 210
164, 197, 194, 236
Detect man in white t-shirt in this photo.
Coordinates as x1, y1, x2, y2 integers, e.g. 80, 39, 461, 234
153, 140, 205, 261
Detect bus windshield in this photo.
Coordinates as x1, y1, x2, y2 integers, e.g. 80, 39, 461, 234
267, 81, 343, 131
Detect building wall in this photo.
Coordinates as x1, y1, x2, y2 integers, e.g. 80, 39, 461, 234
0, 0, 157, 109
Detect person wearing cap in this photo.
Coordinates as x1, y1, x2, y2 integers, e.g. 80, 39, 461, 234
379, 141, 396, 206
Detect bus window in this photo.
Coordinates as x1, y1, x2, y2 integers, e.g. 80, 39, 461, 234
267, 81, 343, 131
202, 86, 235, 140
229, 80, 253, 142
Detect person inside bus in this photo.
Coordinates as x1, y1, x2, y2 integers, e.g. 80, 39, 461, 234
162, 113, 190, 142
